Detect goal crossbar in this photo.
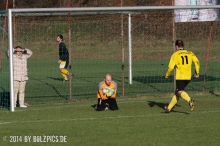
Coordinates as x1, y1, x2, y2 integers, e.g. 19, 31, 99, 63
8, 5, 220, 13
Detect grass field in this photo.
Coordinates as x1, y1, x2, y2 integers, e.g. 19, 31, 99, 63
1, 55, 220, 106
0, 95, 219, 146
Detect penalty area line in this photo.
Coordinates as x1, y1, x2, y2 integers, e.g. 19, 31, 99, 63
0, 113, 166, 125
1, 110, 220, 125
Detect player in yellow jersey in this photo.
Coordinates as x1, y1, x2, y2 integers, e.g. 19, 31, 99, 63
95, 74, 119, 111
164, 40, 200, 113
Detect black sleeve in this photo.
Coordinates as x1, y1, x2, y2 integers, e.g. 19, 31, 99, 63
59, 43, 69, 61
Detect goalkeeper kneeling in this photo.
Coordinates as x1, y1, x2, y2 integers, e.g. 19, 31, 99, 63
95, 74, 119, 111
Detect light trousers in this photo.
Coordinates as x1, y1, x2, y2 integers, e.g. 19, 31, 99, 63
14, 80, 26, 106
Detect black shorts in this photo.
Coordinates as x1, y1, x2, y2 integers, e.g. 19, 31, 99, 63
176, 80, 190, 92
96, 98, 119, 111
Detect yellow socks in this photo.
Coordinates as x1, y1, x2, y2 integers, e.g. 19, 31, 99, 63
168, 95, 179, 111
180, 91, 190, 102
167, 91, 191, 112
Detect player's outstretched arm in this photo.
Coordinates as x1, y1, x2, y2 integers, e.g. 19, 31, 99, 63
165, 54, 175, 79
192, 53, 200, 75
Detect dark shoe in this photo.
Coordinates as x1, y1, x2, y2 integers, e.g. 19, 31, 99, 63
164, 105, 170, 113
70, 73, 74, 77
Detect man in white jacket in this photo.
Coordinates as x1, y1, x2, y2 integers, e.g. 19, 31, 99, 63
8, 46, 33, 108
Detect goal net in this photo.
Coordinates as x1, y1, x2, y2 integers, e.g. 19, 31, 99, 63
5, 6, 220, 108
0, 10, 9, 108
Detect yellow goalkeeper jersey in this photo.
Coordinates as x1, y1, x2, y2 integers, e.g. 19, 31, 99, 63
97, 81, 117, 99
166, 49, 200, 80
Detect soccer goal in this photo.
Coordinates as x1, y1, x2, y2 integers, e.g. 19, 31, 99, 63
7, 5, 220, 111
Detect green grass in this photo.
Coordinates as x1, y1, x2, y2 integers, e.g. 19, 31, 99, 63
1, 56, 220, 106
0, 95, 219, 146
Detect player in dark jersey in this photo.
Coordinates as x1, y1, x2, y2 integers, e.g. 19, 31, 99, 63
165, 40, 200, 113
56, 35, 73, 81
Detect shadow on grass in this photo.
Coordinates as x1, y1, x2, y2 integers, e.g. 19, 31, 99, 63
76, 77, 99, 84
148, 100, 190, 114
209, 90, 220, 96
130, 75, 218, 84
127, 75, 217, 92
47, 77, 63, 81
91, 103, 109, 110
45, 82, 68, 100
29, 77, 68, 100
147, 100, 167, 110
169, 110, 190, 114
91, 104, 96, 109
48, 76, 99, 84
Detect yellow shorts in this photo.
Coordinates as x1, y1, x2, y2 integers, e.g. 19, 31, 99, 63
59, 61, 67, 69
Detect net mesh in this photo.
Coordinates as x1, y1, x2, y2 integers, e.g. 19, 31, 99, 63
2, 8, 220, 105
0, 10, 10, 107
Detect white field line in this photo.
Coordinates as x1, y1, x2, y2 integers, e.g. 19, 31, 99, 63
0, 110, 220, 125
0, 100, 151, 113
0, 97, 219, 113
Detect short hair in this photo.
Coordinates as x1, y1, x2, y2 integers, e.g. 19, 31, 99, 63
175, 40, 184, 47
57, 35, 63, 40
15, 46, 22, 49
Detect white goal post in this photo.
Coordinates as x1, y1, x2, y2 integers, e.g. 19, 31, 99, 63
8, 5, 220, 112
